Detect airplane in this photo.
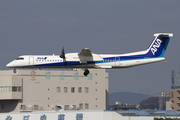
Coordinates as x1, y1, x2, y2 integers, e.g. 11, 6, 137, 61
6, 33, 173, 76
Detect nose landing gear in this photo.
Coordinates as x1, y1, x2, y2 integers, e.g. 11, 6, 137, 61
13, 68, 17, 73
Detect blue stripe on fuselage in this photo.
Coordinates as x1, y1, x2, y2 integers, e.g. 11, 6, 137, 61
31, 56, 160, 67
33, 61, 80, 67
32, 36, 171, 67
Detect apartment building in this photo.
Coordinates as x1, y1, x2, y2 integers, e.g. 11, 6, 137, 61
169, 88, 180, 111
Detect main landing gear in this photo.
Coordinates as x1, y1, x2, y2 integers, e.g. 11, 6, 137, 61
83, 63, 90, 76
83, 69, 89, 76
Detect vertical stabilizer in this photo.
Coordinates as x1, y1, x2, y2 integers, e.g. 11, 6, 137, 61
146, 33, 173, 57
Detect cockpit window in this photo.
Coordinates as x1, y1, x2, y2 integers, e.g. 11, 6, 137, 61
16, 57, 24, 60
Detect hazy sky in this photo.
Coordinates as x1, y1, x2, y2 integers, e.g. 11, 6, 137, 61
0, 0, 180, 95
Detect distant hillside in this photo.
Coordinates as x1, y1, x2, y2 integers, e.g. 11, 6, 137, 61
109, 91, 150, 105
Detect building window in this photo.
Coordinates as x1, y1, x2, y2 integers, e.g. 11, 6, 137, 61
64, 87, 68, 93
12, 86, 22, 92
2, 104, 4, 109
78, 87, 82, 93
8, 87, 12, 92
0, 87, 3, 92
12, 86, 17, 92
3, 87, 6, 92
171, 92, 173, 98
85, 103, 89, 109
0, 86, 22, 92
71, 105, 76, 110
0, 86, 13, 92
3, 86, 12, 92
64, 105, 69, 110
34, 105, 39, 110
20, 105, 26, 110
18, 87, 21, 92
79, 103, 83, 109
71, 87, 75, 93
85, 87, 89, 93
57, 87, 60, 93
3, 87, 7, 92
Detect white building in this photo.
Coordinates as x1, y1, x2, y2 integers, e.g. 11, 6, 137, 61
0, 69, 108, 112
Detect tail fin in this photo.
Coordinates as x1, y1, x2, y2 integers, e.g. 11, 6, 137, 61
146, 33, 173, 57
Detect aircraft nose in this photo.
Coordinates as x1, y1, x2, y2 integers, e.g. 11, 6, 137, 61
6, 62, 14, 68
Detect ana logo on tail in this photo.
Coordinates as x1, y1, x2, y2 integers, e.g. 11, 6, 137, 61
151, 39, 162, 55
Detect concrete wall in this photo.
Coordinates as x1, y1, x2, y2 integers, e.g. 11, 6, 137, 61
2, 110, 180, 120
166, 101, 173, 110
0, 111, 156, 120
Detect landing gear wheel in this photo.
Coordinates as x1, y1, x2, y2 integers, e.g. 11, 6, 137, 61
83, 69, 89, 76
13, 68, 16, 73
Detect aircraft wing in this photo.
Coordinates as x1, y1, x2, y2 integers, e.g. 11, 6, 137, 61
78, 48, 92, 56
78, 48, 103, 63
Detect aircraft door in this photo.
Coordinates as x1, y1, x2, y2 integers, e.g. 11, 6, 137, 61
29, 57, 34, 66
115, 57, 120, 66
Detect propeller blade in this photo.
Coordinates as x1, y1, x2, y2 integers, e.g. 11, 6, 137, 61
60, 47, 65, 58
60, 47, 66, 66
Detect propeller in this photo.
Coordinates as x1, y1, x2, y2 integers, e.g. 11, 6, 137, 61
60, 47, 66, 65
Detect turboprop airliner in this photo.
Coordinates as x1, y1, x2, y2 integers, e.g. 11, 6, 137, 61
6, 33, 173, 76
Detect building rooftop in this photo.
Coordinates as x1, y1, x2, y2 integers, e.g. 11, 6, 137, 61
114, 110, 180, 116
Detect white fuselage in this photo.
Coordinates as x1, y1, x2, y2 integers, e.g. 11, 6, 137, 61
6, 33, 173, 72
6, 52, 165, 69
